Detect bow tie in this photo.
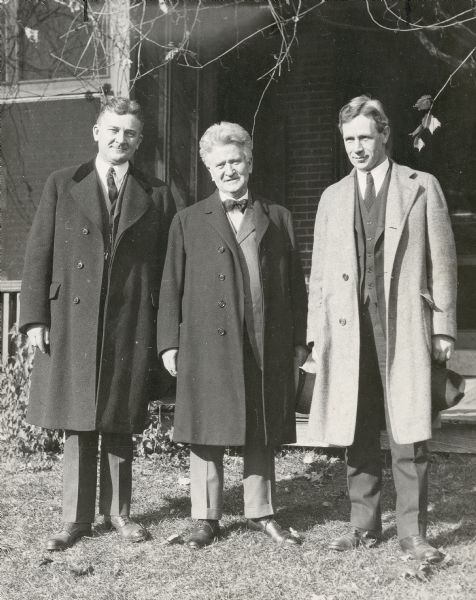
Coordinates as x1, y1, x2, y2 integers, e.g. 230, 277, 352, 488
223, 198, 248, 213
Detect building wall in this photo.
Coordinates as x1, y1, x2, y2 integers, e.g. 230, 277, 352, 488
1, 98, 98, 279
274, 26, 338, 276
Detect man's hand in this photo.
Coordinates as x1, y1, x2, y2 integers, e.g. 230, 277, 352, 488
26, 325, 50, 354
162, 348, 179, 377
294, 344, 309, 367
432, 334, 455, 363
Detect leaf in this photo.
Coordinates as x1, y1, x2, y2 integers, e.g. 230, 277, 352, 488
303, 451, 318, 464
178, 477, 190, 486
410, 124, 423, 138
162, 533, 184, 545
414, 137, 426, 152
24, 27, 39, 44
68, 563, 94, 577
38, 557, 53, 567
414, 95, 432, 111
422, 113, 441, 134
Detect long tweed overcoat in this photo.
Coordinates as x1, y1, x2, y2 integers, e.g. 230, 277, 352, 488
157, 192, 307, 446
307, 162, 457, 446
19, 160, 175, 433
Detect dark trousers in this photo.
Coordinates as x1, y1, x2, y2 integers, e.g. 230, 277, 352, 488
346, 301, 429, 539
62, 431, 133, 523
189, 333, 275, 520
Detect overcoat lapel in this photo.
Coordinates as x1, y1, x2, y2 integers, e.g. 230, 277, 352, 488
236, 207, 255, 245
115, 171, 152, 244
70, 163, 104, 236
384, 163, 420, 299
341, 173, 359, 284
204, 192, 240, 262
253, 197, 270, 248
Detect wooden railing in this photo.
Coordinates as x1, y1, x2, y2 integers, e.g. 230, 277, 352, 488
0, 280, 21, 364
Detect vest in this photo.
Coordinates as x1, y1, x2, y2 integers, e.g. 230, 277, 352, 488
225, 202, 264, 369
354, 165, 392, 330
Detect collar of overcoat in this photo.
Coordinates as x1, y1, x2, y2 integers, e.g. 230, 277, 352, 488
202, 190, 270, 258
70, 159, 153, 242
341, 161, 422, 300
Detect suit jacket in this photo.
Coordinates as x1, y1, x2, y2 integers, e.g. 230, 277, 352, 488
19, 160, 176, 433
306, 162, 457, 445
157, 191, 307, 446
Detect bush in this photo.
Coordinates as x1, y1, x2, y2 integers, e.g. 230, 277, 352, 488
134, 402, 188, 465
0, 330, 184, 461
0, 329, 63, 457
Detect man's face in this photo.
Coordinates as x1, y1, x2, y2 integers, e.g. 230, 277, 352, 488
93, 111, 143, 165
206, 143, 252, 198
342, 114, 389, 172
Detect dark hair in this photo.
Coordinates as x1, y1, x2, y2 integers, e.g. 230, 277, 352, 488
97, 97, 144, 127
338, 95, 389, 133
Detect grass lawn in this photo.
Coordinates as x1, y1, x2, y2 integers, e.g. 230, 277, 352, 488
0, 448, 475, 600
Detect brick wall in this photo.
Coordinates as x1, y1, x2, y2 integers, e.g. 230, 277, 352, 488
274, 24, 339, 277
1, 98, 98, 279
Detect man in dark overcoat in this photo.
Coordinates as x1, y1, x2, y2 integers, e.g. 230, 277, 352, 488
157, 121, 308, 548
19, 97, 175, 550
307, 96, 457, 562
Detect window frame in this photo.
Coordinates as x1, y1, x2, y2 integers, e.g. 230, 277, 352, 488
0, 0, 129, 102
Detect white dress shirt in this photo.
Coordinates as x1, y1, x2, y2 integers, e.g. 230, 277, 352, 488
219, 190, 250, 232
95, 155, 129, 210
356, 157, 390, 198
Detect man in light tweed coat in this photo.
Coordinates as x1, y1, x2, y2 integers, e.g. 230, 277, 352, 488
307, 96, 457, 562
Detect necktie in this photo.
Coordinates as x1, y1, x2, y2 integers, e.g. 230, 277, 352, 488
364, 171, 376, 211
106, 166, 118, 213
223, 198, 248, 213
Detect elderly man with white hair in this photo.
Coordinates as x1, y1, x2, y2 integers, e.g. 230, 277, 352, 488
157, 121, 308, 548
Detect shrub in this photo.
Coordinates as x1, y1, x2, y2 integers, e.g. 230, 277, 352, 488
0, 329, 63, 457
134, 401, 188, 465
0, 330, 184, 461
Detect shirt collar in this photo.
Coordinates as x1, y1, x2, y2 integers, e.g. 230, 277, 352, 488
219, 189, 249, 204
356, 157, 390, 195
95, 154, 129, 184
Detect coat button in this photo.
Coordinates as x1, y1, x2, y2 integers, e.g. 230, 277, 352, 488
76, 260, 84, 269
342, 273, 349, 281
339, 318, 346, 326
218, 300, 226, 308
82, 227, 89, 235
73, 296, 80, 304
218, 246, 225, 253
218, 273, 226, 281
217, 328, 226, 336
367, 282, 374, 288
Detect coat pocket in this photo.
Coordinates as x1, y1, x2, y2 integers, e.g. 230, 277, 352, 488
420, 291, 442, 312
49, 282, 61, 300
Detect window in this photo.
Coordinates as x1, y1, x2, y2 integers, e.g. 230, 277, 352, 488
0, 0, 129, 100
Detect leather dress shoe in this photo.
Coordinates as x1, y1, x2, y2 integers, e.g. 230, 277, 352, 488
185, 519, 220, 549
400, 535, 443, 563
247, 517, 302, 545
329, 527, 380, 552
104, 515, 149, 542
46, 522, 92, 551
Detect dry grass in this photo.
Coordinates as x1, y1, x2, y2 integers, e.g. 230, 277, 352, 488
0, 449, 475, 600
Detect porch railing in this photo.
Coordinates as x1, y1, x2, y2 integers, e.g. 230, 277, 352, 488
0, 280, 21, 364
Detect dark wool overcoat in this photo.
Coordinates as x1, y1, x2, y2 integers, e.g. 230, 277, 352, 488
157, 192, 307, 446
19, 160, 176, 433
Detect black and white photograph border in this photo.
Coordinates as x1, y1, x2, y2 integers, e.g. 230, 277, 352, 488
1, 1, 476, 599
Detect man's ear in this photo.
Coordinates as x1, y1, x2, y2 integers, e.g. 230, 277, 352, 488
248, 156, 253, 174
382, 125, 390, 145
92, 124, 99, 142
